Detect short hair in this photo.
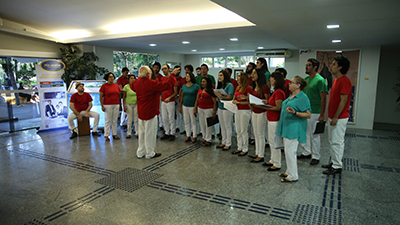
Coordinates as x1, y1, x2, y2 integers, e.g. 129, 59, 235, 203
271, 72, 286, 92
186, 72, 196, 84
153, 62, 161, 68
103, 72, 115, 81
162, 64, 170, 69
225, 68, 232, 75
75, 82, 84, 89
257, 58, 269, 72
139, 66, 151, 78
122, 67, 129, 73
174, 65, 181, 69
196, 67, 201, 71
334, 55, 350, 74
201, 64, 209, 69
185, 65, 194, 72
217, 70, 231, 89
307, 58, 320, 72
275, 68, 287, 78
293, 75, 308, 91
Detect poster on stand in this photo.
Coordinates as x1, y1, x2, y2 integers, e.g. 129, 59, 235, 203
36, 59, 69, 131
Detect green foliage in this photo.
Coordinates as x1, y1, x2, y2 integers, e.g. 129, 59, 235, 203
15, 61, 37, 86
113, 51, 158, 76
60, 45, 109, 87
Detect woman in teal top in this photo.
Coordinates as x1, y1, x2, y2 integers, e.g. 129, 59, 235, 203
276, 76, 311, 182
214, 70, 234, 150
179, 72, 200, 143
123, 75, 138, 138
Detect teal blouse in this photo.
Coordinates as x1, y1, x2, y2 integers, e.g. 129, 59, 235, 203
217, 83, 235, 110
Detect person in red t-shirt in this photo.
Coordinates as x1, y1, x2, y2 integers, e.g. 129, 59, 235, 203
322, 55, 352, 175
132, 66, 174, 159
173, 65, 186, 134
275, 68, 292, 99
153, 62, 164, 130
67, 82, 101, 139
117, 67, 129, 127
246, 62, 256, 87
100, 72, 121, 141
160, 64, 179, 141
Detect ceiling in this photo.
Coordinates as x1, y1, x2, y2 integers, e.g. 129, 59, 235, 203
1, 0, 399, 55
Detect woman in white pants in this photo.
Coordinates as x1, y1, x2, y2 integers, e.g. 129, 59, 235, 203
100, 72, 121, 142
123, 75, 138, 138
248, 68, 270, 163
264, 72, 287, 171
232, 72, 252, 156
179, 72, 200, 143
214, 70, 234, 151
276, 76, 311, 182
194, 77, 217, 147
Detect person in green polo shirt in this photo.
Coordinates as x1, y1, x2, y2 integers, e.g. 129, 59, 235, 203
123, 75, 138, 138
196, 64, 216, 88
298, 58, 328, 165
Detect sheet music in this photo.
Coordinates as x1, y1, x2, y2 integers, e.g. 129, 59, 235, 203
222, 100, 238, 113
249, 94, 273, 107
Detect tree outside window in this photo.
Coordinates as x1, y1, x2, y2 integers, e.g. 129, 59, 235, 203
213, 57, 226, 68
227, 56, 240, 68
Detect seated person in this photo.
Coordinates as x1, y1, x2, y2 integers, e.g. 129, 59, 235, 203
67, 82, 101, 139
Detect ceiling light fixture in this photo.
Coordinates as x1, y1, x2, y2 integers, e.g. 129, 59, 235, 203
191, 49, 197, 52
327, 24, 340, 29
182, 41, 190, 44
257, 47, 264, 49
219, 48, 225, 51
149, 43, 157, 46
50, 30, 90, 41
336, 51, 342, 53
230, 38, 238, 41
332, 40, 341, 43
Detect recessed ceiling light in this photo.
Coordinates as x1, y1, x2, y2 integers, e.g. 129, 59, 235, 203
230, 38, 238, 41
332, 40, 341, 43
219, 48, 225, 51
327, 24, 340, 29
182, 41, 190, 44
336, 51, 342, 53
149, 43, 157, 46
257, 47, 264, 49
191, 49, 197, 52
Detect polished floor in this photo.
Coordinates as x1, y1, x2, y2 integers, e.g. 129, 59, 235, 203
0, 125, 399, 225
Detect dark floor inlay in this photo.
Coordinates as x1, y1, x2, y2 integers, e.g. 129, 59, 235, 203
24, 219, 48, 225
148, 182, 292, 220
96, 167, 163, 193
344, 132, 400, 141
322, 173, 342, 209
343, 158, 360, 172
293, 204, 342, 225
360, 164, 396, 172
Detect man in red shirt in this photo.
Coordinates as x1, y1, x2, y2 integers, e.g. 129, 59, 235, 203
153, 62, 164, 130
322, 55, 352, 175
224, 68, 238, 90
132, 66, 174, 159
160, 64, 178, 141
173, 65, 185, 134
117, 67, 129, 127
67, 82, 101, 139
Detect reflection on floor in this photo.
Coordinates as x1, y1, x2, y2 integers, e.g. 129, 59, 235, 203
0, 126, 399, 224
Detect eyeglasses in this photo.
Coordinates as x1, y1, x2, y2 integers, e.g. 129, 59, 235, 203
289, 81, 298, 84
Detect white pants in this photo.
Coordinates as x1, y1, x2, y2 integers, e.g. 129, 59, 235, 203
137, 116, 158, 158
284, 138, 299, 180
198, 108, 213, 142
235, 109, 251, 152
301, 113, 321, 159
126, 104, 138, 136
182, 106, 197, 138
175, 98, 183, 130
161, 101, 176, 135
104, 104, 119, 136
268, 121, 281, 168
158, 100, 163, 128
328, 118, 348, 169
218, 109, 233, 147
251, 112, 267, 157
67, 111, 100, 133
120, 98, 127, 126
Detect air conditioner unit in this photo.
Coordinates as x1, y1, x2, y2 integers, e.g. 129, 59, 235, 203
254, 49, 292, 58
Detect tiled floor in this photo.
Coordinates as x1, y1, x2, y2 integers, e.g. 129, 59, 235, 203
0, 126, 399, 225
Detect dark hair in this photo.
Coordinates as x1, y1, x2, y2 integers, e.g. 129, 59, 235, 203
185, 65, 194, 72
225, 68, 232, 75
275, 68, 287, 78
248, 62, 256, 72
293, 75, 308, 91
196, 67, 201, 71
122, 67, 129, 73
252, 68, 267, 97
201, 77, 216, 97
150, 68, 157, 80
174, 65, 181, 69
334, 55, 350, 74
271, 72, 286, 92
186, 72, 196, 84
307, 58, 320, 72
104, 72, 115, 81
128, 74, 136, 79
201, 64, 209, 69
217, 70, 231, 89
163, 64, 170, 69
257, 58, 269, 72
153, 62, 161, 68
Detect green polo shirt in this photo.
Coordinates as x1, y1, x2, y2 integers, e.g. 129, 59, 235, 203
196, 74, 216, 86
265, 71, 271, 82
123, 84, 137, 105
304, 74, 327, 114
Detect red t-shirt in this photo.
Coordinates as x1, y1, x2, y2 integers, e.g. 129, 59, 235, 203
132, 76, 174, 120
284, 79, 291, 99
230, 78, 238, 91
161, 76, 178, 101
235, 86, 252, 110
328, 75, 352, 119
117, 76, 129, 92
173, 74, 186, 95
251, 85, 270, 113
99, 83, 120, 105
70, 92, 92, 112
248, 76, 253, 87
197, 89, 214, 109
267, 89, 286, 121
157, 73, 163, 82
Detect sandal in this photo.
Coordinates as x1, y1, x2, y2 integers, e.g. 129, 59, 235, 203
232, 150, 241, 155
126, 135, 131, 139
216, 144, 225, 148
222, 146, 231, 151
184, 137, 190, 142
281, 178, 298, 183
278, 173, 288, 178
191, 138, 197, 143
201, 141, 211, 147
113, 135, 120, 140
250, 157, 264, 163
238, 151, 248, 156
105, 137, 110, 142
248, 154, 258, 159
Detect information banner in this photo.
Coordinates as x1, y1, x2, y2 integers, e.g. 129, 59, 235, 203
36, 59, 68, 131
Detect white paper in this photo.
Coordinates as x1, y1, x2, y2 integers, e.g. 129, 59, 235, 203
249, 94, 273, 107
214, 89, 228, 100
222, 100, 238, 113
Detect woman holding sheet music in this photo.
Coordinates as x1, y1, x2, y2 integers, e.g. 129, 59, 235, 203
232, 72, 252, 156
248, 68, 270, 163
194, 77, 217, 147
214, 70, 234, 151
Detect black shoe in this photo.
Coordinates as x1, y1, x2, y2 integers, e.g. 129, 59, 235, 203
250, 139, 255, 145
149, 153, 162, 159
310, 159, 320, 165
238, 151, 248, 156
216, 144, 225, 149
169, 135, 176, 141
321, 163, 333, 168
176, 128, 180, 132
262, 162, 273, 167
250, 158, 264, 163
232, 150, 241, 155
160, 134, 170, 140
267, 167, 281, 171
160, 127, 164, 131
212, 135, 215, 139
217, 134, 222, 139
265, 143, 270, 148
297, 154, 311, 159
70, 132, 77, 139
180, 131, 186, 135
92, 131, 101, 137
323, 167, 342, 175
